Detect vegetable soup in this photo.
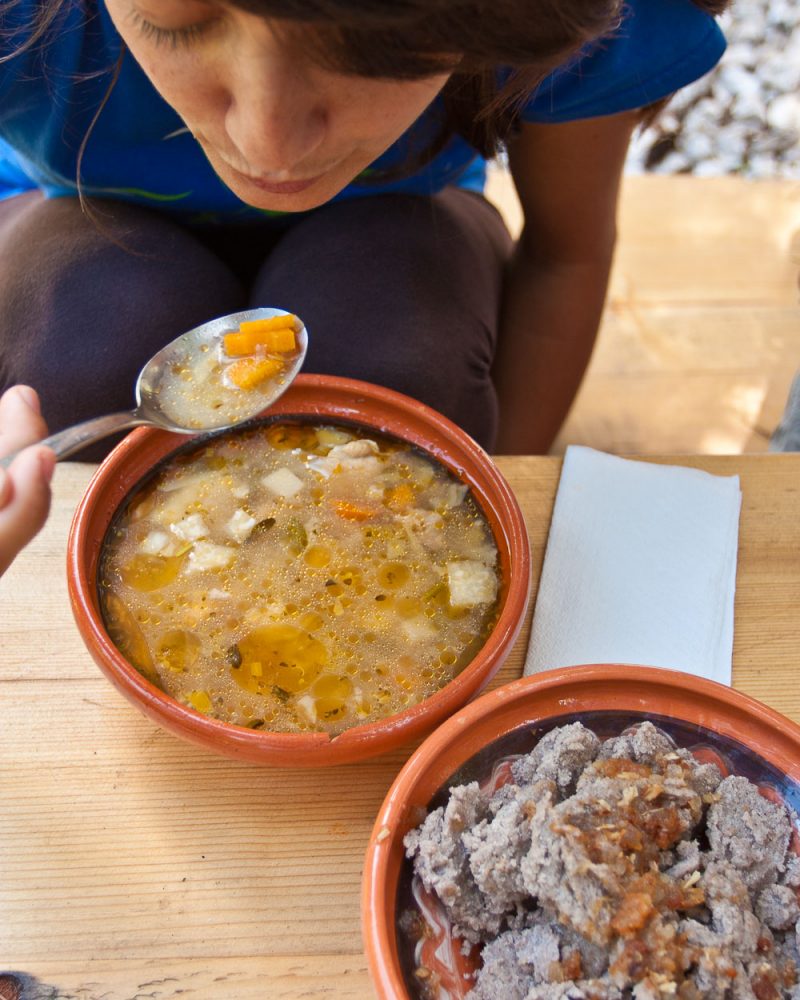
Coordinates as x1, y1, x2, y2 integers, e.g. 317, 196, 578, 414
98, 422, 501, 735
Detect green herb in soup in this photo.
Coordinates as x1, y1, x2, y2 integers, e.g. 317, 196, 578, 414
98, 423, 500, 735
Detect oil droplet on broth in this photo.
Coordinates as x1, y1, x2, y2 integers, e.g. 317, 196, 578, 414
303, 544, 331, 568
232, 624, 328, 696
121, 553, 185, 592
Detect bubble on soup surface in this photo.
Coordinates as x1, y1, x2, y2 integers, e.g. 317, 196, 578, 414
377, 562, 410, 590
156, 630, 201, 673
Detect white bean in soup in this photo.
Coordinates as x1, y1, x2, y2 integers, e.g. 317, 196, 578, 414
157, 314, 303, 430
98, 422, 501, 735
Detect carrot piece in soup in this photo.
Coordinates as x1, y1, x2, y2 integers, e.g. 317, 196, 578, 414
263, 327, 296, 353
223, 331, 257, 356
332, 500, 378, 522
385, 483, 415, 508
227, 356, 283, 389
223, 325, 297, 357
239, 314, 299, 334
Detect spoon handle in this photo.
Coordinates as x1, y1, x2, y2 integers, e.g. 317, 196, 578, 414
0, 410, 146, 467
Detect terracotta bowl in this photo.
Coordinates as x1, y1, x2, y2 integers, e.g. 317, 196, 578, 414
362, 664, 800, 999
67, 375, 531, 767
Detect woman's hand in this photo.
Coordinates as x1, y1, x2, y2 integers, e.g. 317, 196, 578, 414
0, 386, 54, 576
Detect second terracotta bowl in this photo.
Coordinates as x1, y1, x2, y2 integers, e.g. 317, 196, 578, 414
67, 375, 531, 767
362, 664, 800, 999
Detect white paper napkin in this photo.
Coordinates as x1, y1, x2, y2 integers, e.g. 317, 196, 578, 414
523, 446, 742, 685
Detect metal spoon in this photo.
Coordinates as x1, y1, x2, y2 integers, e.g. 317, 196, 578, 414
1, 307, 308, 466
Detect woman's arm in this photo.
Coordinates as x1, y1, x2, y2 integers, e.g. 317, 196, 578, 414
492, 110, 640, 454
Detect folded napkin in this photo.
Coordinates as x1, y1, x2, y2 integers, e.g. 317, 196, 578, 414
524, 446, 742, 685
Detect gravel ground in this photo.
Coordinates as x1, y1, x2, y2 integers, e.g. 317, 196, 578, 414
626, 0, 800, 179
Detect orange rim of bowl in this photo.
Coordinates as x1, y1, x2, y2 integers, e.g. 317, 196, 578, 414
362, 662, 800, 999
66, 375, 532, 763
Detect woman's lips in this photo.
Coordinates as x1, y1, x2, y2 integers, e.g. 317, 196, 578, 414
225, 161, 325, 195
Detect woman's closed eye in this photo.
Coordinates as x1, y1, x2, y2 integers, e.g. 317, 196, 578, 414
128, 8, 220, 49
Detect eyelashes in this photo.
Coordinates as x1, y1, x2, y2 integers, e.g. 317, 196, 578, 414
128, 10, 217, 49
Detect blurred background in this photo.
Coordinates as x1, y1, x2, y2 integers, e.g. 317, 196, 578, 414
486, 0, 800, 455
628, 0, 799, 180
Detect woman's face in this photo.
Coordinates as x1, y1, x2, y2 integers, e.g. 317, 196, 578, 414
104, 0, 453, 211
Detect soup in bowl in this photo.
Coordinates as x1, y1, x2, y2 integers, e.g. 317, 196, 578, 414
68, 376, 531, 767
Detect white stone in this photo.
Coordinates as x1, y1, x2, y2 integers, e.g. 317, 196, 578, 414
767, 94, 800, 134
692, 158, 728, 178
653, 152, 691, 174
767, 0, 795, 28
682, 132, 715, 161
760, 61, 799, 94
658, 111, 680, 133
751, 130, 793, 155
723, 43, 757, 68
716, 127, 749, 159
733, 94, 767, 123
747, 154, 778, 178
719, 64, 760, 103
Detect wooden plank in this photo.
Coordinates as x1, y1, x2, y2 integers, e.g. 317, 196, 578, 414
0, 957, 372, 1000
591, 304, 799, 375
486, 171, 800, 307
0, 463, 98, 682
555, 371, 774, 455
611, 176, 800, 307
555, 303, 798, 454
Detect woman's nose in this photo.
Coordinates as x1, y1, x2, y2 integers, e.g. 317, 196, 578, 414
224, 45, 327, 177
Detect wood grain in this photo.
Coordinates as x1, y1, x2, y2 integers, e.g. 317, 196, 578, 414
1, 455, 798, 998
485, 171, 800, 456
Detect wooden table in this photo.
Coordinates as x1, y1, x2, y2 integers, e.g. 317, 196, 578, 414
1, 455, 798, 999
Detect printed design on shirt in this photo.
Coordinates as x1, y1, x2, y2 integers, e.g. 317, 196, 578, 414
80, 185, 193, 202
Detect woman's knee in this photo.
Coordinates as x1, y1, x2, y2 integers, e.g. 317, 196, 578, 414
0, 195, 246, 433
251, 190, 511, 447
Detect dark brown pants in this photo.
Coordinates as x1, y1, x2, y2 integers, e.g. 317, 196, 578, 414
0, 187, 512, 458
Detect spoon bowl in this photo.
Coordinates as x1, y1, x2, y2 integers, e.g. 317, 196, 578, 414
1, 307, 307, 464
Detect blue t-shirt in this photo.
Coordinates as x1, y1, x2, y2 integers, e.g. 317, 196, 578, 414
0, 0, 725, 224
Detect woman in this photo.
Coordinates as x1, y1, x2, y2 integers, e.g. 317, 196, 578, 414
0, 0, 727, 455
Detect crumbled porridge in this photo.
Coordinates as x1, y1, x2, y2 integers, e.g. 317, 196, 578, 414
404, 721, 800, 998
